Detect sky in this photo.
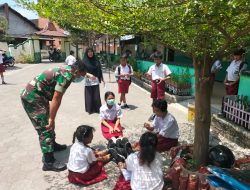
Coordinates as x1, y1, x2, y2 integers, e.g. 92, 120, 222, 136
0, 0, 38, 19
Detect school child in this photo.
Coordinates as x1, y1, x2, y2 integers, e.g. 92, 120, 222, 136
114, 54, 134, 109
100, 91, 123, 140
224, 49, 247, 95
144, 99, 179, 152
113, 132, 164, 190
67, 125, 108, 185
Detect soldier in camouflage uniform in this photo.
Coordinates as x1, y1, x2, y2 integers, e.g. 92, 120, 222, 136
21, 61, 93, 171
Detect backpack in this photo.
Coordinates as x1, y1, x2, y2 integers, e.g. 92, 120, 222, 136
239, 61, 248, 71
116, 65, 132, 84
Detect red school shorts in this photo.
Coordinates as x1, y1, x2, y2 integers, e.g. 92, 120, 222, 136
151, 80, 166, 100
118, 79, 130, 94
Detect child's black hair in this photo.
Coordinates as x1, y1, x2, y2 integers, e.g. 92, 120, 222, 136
72, 125, 95, 144
104, 91, 115, 101
71, 60, 86, 72
138, 132, 158, 167
151, 99, 168, 112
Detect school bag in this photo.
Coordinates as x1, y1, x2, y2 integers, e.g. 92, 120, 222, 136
116, 64, 132, 84
239, 61, 248, 71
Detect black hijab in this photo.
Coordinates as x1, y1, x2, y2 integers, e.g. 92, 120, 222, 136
83, 47, 103, 82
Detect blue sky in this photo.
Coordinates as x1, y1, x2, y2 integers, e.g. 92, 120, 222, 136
0, 0, 38, 19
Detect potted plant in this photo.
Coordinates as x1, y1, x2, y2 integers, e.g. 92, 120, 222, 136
166, 67, 192, 96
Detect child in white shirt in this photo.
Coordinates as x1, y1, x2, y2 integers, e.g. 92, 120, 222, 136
100, 91, 123, 140
114, 132, 164, 190
144, 99, 179, 152
67, 125, 109, 185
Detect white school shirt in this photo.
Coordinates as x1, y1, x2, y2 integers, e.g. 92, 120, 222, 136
126, 152, 164, 190
115, 64, 134, 80
152, 112, 179, 139
67, 141, 97, 173
84, 77, 100, 86
226, 60, 247, 81
147, 63, 171, 80
99, 103, 122, 120
0, 51, 3, 64
65, 55, 76, 66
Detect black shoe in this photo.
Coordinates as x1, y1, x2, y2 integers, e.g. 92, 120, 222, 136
108, 148, 125, 164
2, 81, 7, 85
124, 142, 134, 156
42, 160, 67, 172
54, 142, 67, 152
121, 138, 129, 146
148, 113, 156, 121
107, 139, 116, 149
121, 104, 130, 110
115, 147, 127, 158
116, 138, 123, 148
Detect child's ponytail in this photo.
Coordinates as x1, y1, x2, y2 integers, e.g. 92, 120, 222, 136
72, 125, 95, 144
138, 132, 158, 167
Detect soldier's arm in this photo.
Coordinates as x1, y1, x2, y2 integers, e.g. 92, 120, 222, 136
49, 91, 63, 123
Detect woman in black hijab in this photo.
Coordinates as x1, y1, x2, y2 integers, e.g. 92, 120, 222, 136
83, 47, 105, 114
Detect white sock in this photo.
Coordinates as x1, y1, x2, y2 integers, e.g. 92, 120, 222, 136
111, 137, 117, 143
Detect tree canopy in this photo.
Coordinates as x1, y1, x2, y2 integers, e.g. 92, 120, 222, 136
18, 0, 250, 59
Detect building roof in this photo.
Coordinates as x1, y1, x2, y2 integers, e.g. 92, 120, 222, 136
35, 30, 67, 38
32, 18, 68, 38
0, 3, 40, 31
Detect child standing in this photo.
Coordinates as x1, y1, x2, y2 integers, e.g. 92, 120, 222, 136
144, 99, 179, 152
114, 132, 164, 190
67, 125, 108, 185
100, 91, 123, 140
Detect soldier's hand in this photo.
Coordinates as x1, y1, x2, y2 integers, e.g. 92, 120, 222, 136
46, 119, 55, 131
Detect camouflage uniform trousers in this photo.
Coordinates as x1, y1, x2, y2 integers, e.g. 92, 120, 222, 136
21, 96, 55, 154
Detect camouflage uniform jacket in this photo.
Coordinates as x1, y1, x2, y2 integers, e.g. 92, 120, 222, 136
21, 66, 73, 102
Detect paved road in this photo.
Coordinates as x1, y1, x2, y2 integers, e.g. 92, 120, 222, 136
0, 63, 188, 190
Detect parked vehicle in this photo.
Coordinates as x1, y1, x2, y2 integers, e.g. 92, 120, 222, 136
2, 53, 15, 67
49, 49, 61, 62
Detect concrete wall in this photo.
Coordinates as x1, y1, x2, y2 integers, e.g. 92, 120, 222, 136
9, 39, 33, 62
238, 73, 250, 100
7, 11, 38, 36
0, 42, 8, 51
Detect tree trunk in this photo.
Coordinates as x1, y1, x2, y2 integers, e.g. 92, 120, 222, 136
76, 43, 79, 60
193, 56, 213, 167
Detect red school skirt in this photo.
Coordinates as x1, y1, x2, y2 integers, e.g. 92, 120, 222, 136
68, 161, 107, 185
113, 173, 131, 190
157, 135, 178, 153
0, 64, 5, 73
151, 80, 165, 100
118, 79, 130, 94
101, 120, 123, 140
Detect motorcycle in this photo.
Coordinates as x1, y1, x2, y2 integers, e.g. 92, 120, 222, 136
49, 49, 61, 62
2, 53, 15, 67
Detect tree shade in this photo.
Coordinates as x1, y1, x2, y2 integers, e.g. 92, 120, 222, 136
18, 0, 250, 166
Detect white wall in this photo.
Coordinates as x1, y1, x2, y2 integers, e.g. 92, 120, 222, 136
0, 42, 8, 51
9, 39, 32, 62
7, 11, 38, 36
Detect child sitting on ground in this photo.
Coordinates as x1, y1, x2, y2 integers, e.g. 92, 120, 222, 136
144, 99, 179, 152
114, 132, 164, 190
67, 125, 109, 185
100, 91, 123, 140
